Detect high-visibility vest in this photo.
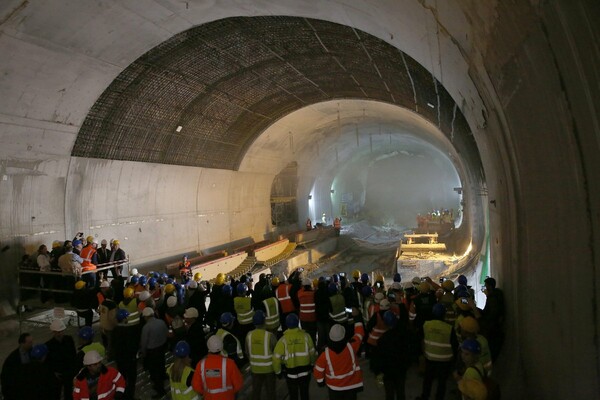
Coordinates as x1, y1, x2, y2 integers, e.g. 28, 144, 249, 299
313, 322, 364, 391
245, 329, 275, 374
263, 297, 280, 331
233, 296, 254, 325
216, 329, 244, 360
192, 354, 243, 400
276, 284, 295, 314
118, 298, 139, 325
80, 246, 97, 271
366, 312, 388, 346
273, 328, 316, 378
367, 303, 379, 321
329, 294, 347, 323
168, 364, 199, 400
423, 319, 453, 362
297, 288, 316, 322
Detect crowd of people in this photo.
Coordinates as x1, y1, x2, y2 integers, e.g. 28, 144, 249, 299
4, 252, 505, 400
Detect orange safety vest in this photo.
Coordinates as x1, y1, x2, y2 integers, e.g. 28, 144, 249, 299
276, 283, 296, 314
80, 246, 97, 271
73, 366, 125, 400
314, 322, 364, 391
191, 354, 243, 400
297, 288, 316, 322
367, 312, 388, 346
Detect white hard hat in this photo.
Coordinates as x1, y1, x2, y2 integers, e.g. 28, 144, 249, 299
131, 268, 139, 276
100, 280, 110, 288
101, 239, 108, 245
83, 350, 103, 365
138, 291, 151, 301
166, 296, 178, 308
183, 307, 199, 319
142, 307, 155, 317
50, 319, 66, 332
391, 282, 402, 290
188, 280, 198, 289
329, 324, 346, 342
207, 335, 223, 353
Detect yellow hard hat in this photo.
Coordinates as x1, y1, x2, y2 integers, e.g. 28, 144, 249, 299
442, 280, 455, 291
123, 287, 135, 299
164, 283, 176, 295
52, 240, 62, 249
193, 272, 202, 282
375, 273, 384, 283
86, 236, 94, 244
271, 277, 280, 286
352, 269, 361, 279
459, 316, 480, 334
458, 378, 487, 400
113, 239, 120, 246
215, 273, 225, 285
74, 280, 86, 290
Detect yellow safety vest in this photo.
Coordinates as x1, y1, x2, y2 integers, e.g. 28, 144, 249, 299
216, 329, 244, 360
246, 329, 275, 374
233, 296, 254, 325
168, 364, 199, 400
263, 297, 280, 331
423, 319, 453, 362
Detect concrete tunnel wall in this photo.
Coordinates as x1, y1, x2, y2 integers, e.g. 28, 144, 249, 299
0, 1, 599, 398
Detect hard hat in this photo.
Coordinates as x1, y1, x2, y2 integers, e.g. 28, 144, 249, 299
130, 268, 138, 276
215, 273, 225, 285
50, 319, 66, 332
166, 296, 178, 308
390, 282, 402, 291
458, 275, 468, 285
375, 273, 384, 283
183, 307, 199, 319
253, 310, 266, 325
442, 280, 455, 291
418, 282, 431, 293
75, 280, 86, 290
332, 274, 339, 283
164, 284, 176, 295
148, 277, 157, 289
174, 340, 191, 358
461, 338, 481, 354
113, 239, 120, 246
138, 291, 151, 302
31, 344, 49, 360
411, 277, 421, 286
379, 299, 390, 310
73, 240, 83, 247
329, 324, 345, 342
432, 303, 446, 319
207, 335, 223, 353
123, 287, 135, 299
458, 378, 488, 400
161, 272, 169, 280
383, 310, 398, 328
455, 297, 471, 311
312, 278, 319, 288
152, 271, 160, 279
361, 285, 373, 297
360, 273, 369, 283
352, 269, 361, 279
459, 316, 480, 334
188, 280, 198, 289
220, 312, 235, 325
86, 235, 94, 244
116, 309, 130, 322
301, 277, 312, 287
78, 326, 94, 341
142, 307, 155, 317
138, 276, 147, 286
393, 273, 402, 282
83, 350, 103, 366
100, 239, 108, 245
92, 239, 98, 245
328, 282, 338, 295
52, 240, 62, 249
271, 277, 280, 286
194, 272, 202, 282
285, 313, 300, 328
166, 278, 175, 285
222, 284, 232, 296
100, 280, 110, 288
129, 276, 139, 285
374, 292, 385, 303
237, 283, 248, 295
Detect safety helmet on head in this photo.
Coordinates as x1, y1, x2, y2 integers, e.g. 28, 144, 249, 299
220, 312, 235, 325
166, 277, 174, 285
418, 282, 431, 293
129, 276, 139, 285
174, 340, 191, 358
207, 335, 223, 353
253, 310, 266, 326
142, 307, 155, 317
75, 280, 86, 290
31, 344, 49, 360
432, 303, 446, 319
442, 280, 455, 291
360, 272, 369, 283
461, 338, 481, 354
188, 280, 198, 289
123, 287, 135, 299
215, 273, 225, 285
100, 280, 110, 288
152, 271, 160, 279
83, 350, 103, 366
116, 309, 130, 322
390, 282, 402, 291
237, 283, 248, 295
411, 276, 421, 286
383, 310, 398, 328
138, 291, 151, 302
285, 313, 299, 328
312, 278, 319, 288
166, 296, 178, 308
222, 284, 232, 296
459, 316, 480, 334
458, 378, 488, 400
130, 268, 138, 276
78, 326, 94, 341
374, 292, 385, 303
86, 235, 94, 244
458, 275, 468, 285
52, 240, 62, 249
375, 273, 384, 283
328, 282, 338, 295
164, 283, 176, 295
148, 277, 157, 289
194, 272, 202, 282
100, 239, 108, 245
329, 324, 345, 342
112, 239, 120, 246
361, 285, 373, 297
352, 269, 361, 279
455, 297, 471, 311
183, 307, 199, 319
271, 277, 280, 286
50, 319, 66, 332
379, 299, 390, 310
138, 276, 147, 286
393, 273, 402, 282
161, 272, 169, 280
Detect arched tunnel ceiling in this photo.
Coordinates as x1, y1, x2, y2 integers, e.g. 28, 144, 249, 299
73, 16, 476, 171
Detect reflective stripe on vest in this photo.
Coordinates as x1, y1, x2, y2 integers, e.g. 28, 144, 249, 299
367, 313, 388, 346
329, 294, 347, 323
119, 299, 140, 325
324, 343, 361, 383
277, 284, 295, 313
169, 365, 199, 400
246, 329, 274, 373
263, 298, 280, 330
200, 357, 233, 394
280, 333, 311, 377
423, 319, 453, 361
80, 246, 97, 271
298, 290, 316, 322
216, 329, 244, 359
234, 297, 255, 325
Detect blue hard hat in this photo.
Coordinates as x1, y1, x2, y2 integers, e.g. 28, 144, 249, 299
361, 285, 373, 297
138, 276, 147, 286
237, 283, 248, 295
393, 273, 402, 282
129, 276, 139, 285
432, 303, 446, 319
328, 282, 338, 295
152, 271, 160, 279
116, 308, 130, 322
78, 326, 94, 341
253, 310, 266, 326
286, 313, 299, 328
174, 340, 191, 358
220, 312, 235, 325
383, 310, 398, 327
148, 277, 157, 289
161, 273, 169, 280
72, 240, 83, 247
458, 275, 468, 285
360, 273, 369, 283
461, 338, 481, 354
31, 344, 49, 360
166, 278, 174, 285
222, 284, 232, 296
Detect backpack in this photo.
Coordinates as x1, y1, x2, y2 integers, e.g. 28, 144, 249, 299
475, 367, 501, 400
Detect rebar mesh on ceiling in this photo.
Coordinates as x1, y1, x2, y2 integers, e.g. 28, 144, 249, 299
73, 16, 473, 170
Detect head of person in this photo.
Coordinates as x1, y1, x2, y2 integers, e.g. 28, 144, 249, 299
220, 312, 235, 328
207, 335, 223, 354
142, 307, 155, 319
64, 243, 74, 253
253, 310, 266, 327
18, 332, 33, 352
50, 319, 66, 340
458, 316, 480, 340
30, 344, 48, 362
329, 324, 346, 343
100, 239, 108, 248
78, 326, 94, 343
83, 350, 103, 375
38, 244, 48, 254
174, 340, 191, 359
73, 240, 83, 250
460, 338, 481, 367
285, 313, 299, 329
484, 277, 497, 292
183, 307, 198, 323
113, 239, 120, 249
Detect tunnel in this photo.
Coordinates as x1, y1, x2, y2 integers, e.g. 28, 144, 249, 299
0, 1, 598, 398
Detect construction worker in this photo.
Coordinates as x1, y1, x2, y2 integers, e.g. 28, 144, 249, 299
15, 343, 56, 399
216, 312, 245, 368
76, 326, 105, 370
113, 309, 139, 400
118, 287, 140, 325
234, 282, 255, 341
80, 236, 98, 288
454, 339, 485, 383
245, 310, 277, 400
315, 278, 332, 352
262, 278, 281, 334
297, 277, 317, 345
366, 299, 390, 350
45, 319, 77, 400
72, 280, 98, 327
273, 313, 317, 400
168, 341, 197, 400
417, 303, 457, 400
276, 274, 297, 330
193, 335, 243, 399
457, 316, 493, 374
328, 282, 347, 326
73, 350, 125, 400
313, 307, 365, 400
